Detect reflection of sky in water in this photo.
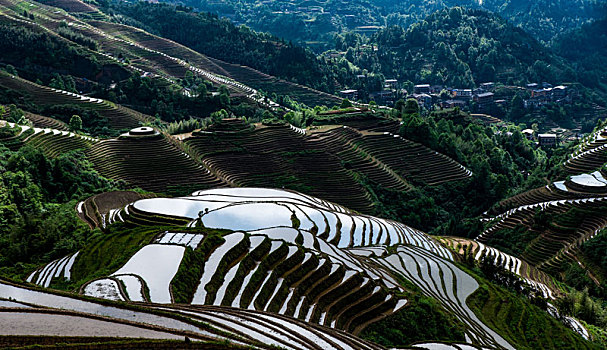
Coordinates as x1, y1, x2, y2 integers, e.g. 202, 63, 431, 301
134, 198, 229, 219
113, 244, 185, 303
571, 173, 607, 187
248, 227, 300, 245
201, 203, 293, 231
0, 282, 202, 333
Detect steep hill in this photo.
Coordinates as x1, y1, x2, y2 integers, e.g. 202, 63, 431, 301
479, 169, 607, 286
358, 8, 571, 87
27, 188, 595, 349
156, 0, 603, 45
552, 16, 607, 90
0, 72, 150, 130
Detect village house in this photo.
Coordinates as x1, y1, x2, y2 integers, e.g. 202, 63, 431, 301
411, 93, 432, 109
339, 89, 358, 101
538, 133, 558, 147
522, 129, 535, 140
385, 79, 398, 90
480, 82, 495, 91
441, 99, 466, 109
414, 84, 431, 94
474, 92, 495, 111
452, 89, 473, 100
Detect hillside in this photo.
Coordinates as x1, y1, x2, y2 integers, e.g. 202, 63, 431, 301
479, 123, 607, 294
552, 16, 607, 91
356, 8, 571, 88
0, 0, 606, 348
0, 114, 471, 210
107, 1, 346, 98
155, 0, 603, 46
27, 187, 595, 349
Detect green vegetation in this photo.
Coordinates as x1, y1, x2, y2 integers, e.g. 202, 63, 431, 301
109, 2, 340, 93
354, 8, 571, 87
468, 281, 599, 349
553, 16, 607, 90
171, 231, 226, 303
171, 246, 208, 303
0, 146, 113, 278
361, 293, 466, 347
556, 288, 607, 331
70, 224, 156, 287
157, 0, 603, 46
0, 24, 122, 84
95, 73, 230, 123
367, 107, 552, 236
56, 21, 99, 51
0, 0, 606, 347
581, 231, 607, 281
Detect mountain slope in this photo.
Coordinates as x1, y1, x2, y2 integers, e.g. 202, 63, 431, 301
358, 8, 572, 87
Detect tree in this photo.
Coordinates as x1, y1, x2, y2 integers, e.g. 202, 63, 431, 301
8, 105, 25, 124
508, 94, 526, 121
403, 98, 420, 115
210, 109, 229, 122
340, 99, 353, 108
395, 99, 406, 112
69, 115, 82, 131
5, 64, 17, 76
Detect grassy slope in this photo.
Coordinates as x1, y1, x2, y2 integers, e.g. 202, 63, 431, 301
360, 292, 467, 347
467, 275, 602, 350
69, 224, 159, 288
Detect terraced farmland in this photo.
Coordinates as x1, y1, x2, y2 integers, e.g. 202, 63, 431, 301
440, 237, 559, 299
85, 18, 341, 107
365, 245, 511, 349
36, 0, 100, 14
0, 122, 97, 156
26, 187, 594, 348
76, 190, 155, 229
320, 126, 472, 186
183, 121, 470, 212
206, 57, 341, 107
24, 112, 68, 130
86, 133, 225, 193
1, 280, 381, 350
185, 123, 376, 212
564, 124, 607, 174
0, 72, 150, 130
479, 176, 607, 272
78, 230, 410, 333
488, 173, 607, 216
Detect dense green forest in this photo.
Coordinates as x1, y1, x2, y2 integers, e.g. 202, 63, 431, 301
552, 15, 607, 91
0, 24, 127, 85
107, 2, 345, 92
0, 144, 110, 276
345, 8, 571, 87
154, 0, 605, 47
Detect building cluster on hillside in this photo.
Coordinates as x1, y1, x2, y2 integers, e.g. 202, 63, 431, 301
338, 79, 579, 150
339, 80, 573, 117
410, 83, 498, 113
524, 83, 570, 108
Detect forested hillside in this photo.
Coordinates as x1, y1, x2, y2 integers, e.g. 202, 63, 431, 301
108, 2, 345, 92
156, 0, 605, 46
552, 16, 607, 90
348, 8, 571, 87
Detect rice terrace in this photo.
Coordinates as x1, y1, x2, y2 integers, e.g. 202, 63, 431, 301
1, 0, 607, 348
